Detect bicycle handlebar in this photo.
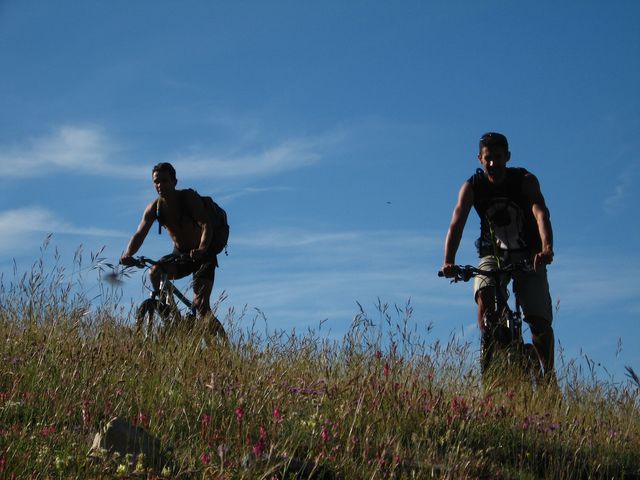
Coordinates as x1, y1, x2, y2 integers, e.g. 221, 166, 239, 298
127, 254, 191, 269
438, 259, 533, 283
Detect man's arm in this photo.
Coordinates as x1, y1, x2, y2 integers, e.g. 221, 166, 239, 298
523, 173, 554, 271
184, 191, 212, 260
441, 182, 474, 277
120, 202, 156, 265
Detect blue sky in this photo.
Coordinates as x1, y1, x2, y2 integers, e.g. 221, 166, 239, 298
1, 1, 639, 382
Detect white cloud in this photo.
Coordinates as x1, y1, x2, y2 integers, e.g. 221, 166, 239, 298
0, 206, 127, 254
233, 228, 361, 249
217, 186, 293, 204
169, 134, 337, 180
0, 126, 339, 181
0, 126, 141, 178
550, 252, 640, 313
232, 227, 442, 252
604, 162, 638, 214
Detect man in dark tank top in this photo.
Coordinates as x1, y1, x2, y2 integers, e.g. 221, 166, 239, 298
441, 133, 556, 381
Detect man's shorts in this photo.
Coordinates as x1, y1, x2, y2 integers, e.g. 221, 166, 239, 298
159, 247, 218, 282
473, 252, 553, 323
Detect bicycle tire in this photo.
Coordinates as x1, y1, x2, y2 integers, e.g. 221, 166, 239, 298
135, 298, 180, 338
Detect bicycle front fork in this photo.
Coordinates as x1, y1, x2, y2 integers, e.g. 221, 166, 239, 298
481, 309, 519, 374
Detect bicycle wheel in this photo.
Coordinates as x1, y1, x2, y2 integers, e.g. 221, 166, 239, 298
135, 299, 180, 338
481, 309, 508, 376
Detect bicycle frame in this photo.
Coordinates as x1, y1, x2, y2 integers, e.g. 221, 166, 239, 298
134, 256, 196, 318
486, 270, 523, 349
439, 260, 541, 380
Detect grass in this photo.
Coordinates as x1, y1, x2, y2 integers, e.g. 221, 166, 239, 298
1, 247, 639, 479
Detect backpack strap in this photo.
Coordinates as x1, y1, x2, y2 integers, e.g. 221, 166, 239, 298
156, 198, 163, 234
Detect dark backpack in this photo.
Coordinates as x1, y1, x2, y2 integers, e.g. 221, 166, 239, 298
156, 189, 229, 255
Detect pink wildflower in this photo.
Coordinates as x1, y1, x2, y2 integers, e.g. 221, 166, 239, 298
201, 413, 211, 430
252, 439, 266, 458
383, 362, 390, 377
273, 407, 282, 422
235, 406, 245, 422
39, 425, 56, 437
200, 452, 211, 465
321, 427, 330, 443
134, 411, 149, 428
450, 396, 469, 417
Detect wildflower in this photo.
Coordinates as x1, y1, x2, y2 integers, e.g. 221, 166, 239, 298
135, 453, 146, 473
54, 455, 66, 471
522, 416, 531, 430
217, 444, 228, 465
548, 422, 560, 432
383, 362, 390, 377
321, 427, 330, 443
259, 425, 268, 442
116, 463, 128, 476
375, 350, 382, 360
81, 400, 91, 428
273, 407, 282, 422
135, 411, 150, 428
450, 396, 469, 418
252, 439, 266, 458
200, 452, 211, 465
235, 406, 245, 422
201, 413, 211, 430
39, 425, 56, 437
161, 466, 172, 477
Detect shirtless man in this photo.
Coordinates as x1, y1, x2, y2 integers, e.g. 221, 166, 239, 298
120, 162, 224, 335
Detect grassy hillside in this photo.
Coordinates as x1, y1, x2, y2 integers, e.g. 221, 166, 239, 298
1, 253, 639, 479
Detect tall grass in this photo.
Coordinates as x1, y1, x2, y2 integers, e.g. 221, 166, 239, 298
1, 247, 639, 479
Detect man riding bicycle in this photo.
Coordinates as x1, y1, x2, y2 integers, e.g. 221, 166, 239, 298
120, 162, 222, 330
441, 132, 555, 381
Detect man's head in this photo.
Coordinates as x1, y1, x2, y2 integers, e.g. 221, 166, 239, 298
478, 132, 511, 184
152, 162, 177, 198
479, 132, 509, 154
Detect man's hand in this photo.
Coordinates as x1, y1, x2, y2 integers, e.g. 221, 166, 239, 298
533, 248, 554, 271
120, 254, 135, 266
190, 248, 207, 262
440, 263, 458, 278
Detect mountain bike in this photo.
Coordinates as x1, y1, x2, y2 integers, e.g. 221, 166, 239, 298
438, 260, 542, 384
128, 255, 227, 342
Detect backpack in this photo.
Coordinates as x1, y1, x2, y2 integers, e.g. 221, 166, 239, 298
156, 189, 229, 255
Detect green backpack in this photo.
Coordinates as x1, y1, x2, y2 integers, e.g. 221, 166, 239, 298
156, 189, 229, 255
